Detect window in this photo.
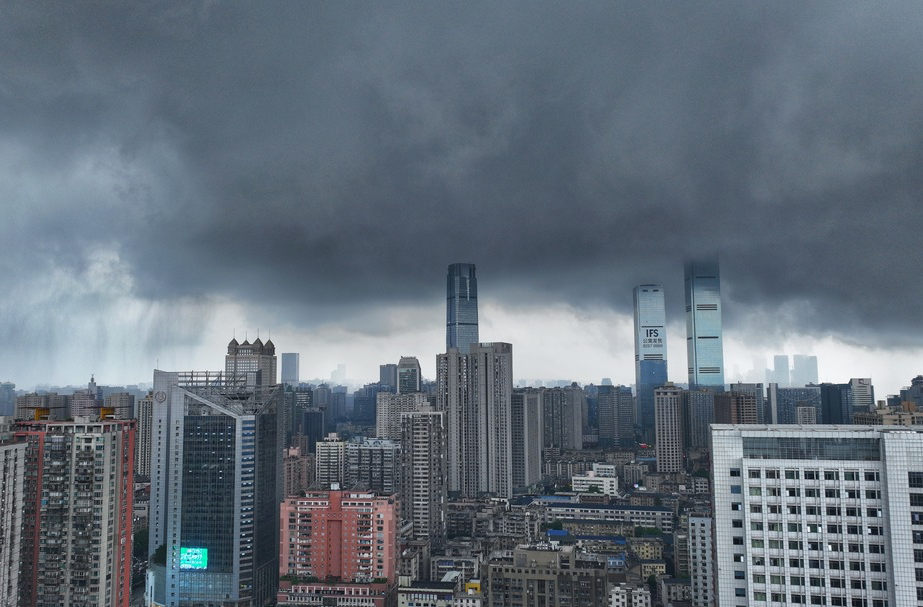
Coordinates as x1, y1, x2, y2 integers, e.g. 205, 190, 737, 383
766, 469, 780, 479
787, 470, 800, 480
752, 539, 765, 548
804, 470, 818, 480
805, 488, 820, 498
827, 506, 841, 516
825, 489, 840, 498
845, 507, 859, 517
865, 471, 879, 482
752, 522, 764, 531
789, 505, 802, 515
730, 468, 741, 477
733, 519, 744, 528
735, 570, 746, 579
731, 485, 742, 494
910, 472, 923, 488
751, 504, 763, 513
749, 469, 762, 478
750, 487, 763, 496
911, 493, 923, 507
734, 536, 744, 545
753, 574, 766, 583
732, 502, 742, 511
735, 588, 746, 597
788, 488, 801, 497
770, 575, 784, 585
824, 471, 839, 481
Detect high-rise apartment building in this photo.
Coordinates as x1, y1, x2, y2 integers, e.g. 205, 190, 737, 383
104, 391, 134, 419
400, 409, 447, 544
148, 370, 283, 607
17, 418, 135, 607
714, 390, 760, 425
0, 417, 25, 605
437, 342, 513, 498
345, 437, 401, 494
376, 392, 429, 440
281, 353, 300, 386
510, 388, 542, 492
278, 489, 399, 607
654, 383, 684, 473
633, 284, 668, 443
315, 433, 347, 487
684, 389, 716, 451
446, 263, 479, 354
283, 446, 314, 497
397, 356, 423, 394
225, 336, 277, 386
684, 259, 725, 389
687, 513, 715, 607
730, 382, 767, 424
539, 385, 586, 452
712, 425, 923, 607
134, 391, 153, 476
597, 384, 634, 448
792, 355, 819, 387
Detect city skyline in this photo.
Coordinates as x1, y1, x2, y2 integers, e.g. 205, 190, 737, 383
2, 4, 923, 396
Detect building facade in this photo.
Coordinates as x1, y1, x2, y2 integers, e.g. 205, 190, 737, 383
225, 337, 278, 386
0, 417, 25, 605
345, 437, 401, 494
712, 424, 923, 607
134, 391, 154, 476
278, 489, 399, 607
446, 263, 479, 354
17, 418, 135, 607
654, 383, 684, 473
397, 356, 423, 394
376, 392, 429, 441
400, 409, 448, 544
147, 370, 282, 607
684, 259, 724, 390
280, 353, 300, 386
633, 284, 668, 443
438, 343, 514, 498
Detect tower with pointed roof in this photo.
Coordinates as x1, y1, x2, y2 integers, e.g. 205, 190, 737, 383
225, 334, 278, 386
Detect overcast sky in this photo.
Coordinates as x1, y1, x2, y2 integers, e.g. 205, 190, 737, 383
2, 2, 921, 395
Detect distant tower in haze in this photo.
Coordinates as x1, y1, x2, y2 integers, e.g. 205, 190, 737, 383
281, 353, 300, 385
684, 259, 725, 389
633, 284, 668, 443
225, 336, 277, 386
446, 263, 479, 354
791, 354, 818, 386
772, 355, 791, 387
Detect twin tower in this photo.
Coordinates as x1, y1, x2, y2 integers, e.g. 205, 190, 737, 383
445, 260, 725, 441
635, 259, 725, 440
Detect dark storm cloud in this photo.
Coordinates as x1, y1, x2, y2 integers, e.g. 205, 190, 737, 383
2, 2, 922, 347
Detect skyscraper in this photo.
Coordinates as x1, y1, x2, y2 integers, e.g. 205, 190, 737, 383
446, 263, 479, 354
397, 356, 422, 393
633, 284, 668, 443
791, 354, 818, 386
0, 382, 15, 417
510, 388, 542, 492
437, 342, 513, 498
280, 353, 300, 386
17, 418, 135, 607
225, 336, 277, 386
596, 384, 634, 449
148, 370, 282, 607
135, 391, 153, 476
712, 424, 923, 607
772, 354, 791, 387
684, 259, 725, 390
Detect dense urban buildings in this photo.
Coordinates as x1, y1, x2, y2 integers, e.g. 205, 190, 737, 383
633, 284, 668, 443
147, 370, 283, 607
445, 263, 479, 354
16, 418, 135, 607
712, 424, 923, 607
376, 391, 429, 440
684, 259, 725, 389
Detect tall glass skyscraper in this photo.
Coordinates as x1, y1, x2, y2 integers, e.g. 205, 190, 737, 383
633, 284, 668, 443
684, 259, 725, 390
446, 263, 479, 354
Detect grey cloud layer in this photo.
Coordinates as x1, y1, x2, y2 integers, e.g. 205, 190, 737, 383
2, 2, 922, 350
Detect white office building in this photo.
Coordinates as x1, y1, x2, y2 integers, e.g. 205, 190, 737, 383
713, 425, 923, 607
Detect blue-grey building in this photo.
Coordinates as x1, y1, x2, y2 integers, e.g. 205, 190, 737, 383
446, 263, 479, 354
148, 370, 283, 607
767, 384, 822, 424
633, 285, 668, 442
684, 259, 725, 390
